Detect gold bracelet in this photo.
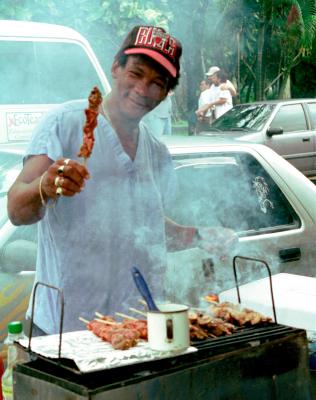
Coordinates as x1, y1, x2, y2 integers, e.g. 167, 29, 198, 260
39, 171, 56, 208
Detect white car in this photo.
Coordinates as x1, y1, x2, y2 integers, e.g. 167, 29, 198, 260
162, 136, 316, 306
0, 136, 316, 350
0, 20, 111, 143
203, 99, 316, 179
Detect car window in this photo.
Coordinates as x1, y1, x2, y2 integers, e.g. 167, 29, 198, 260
307, 102, 316, 129
0, 41, 104, 104
270, 104, 307, 132
211, 104, 275, 131
166, 152, 300, 236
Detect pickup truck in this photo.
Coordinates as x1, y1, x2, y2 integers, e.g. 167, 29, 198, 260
0, 19, 111, 143
0, 19, 111, 359
203, 99, 316, 179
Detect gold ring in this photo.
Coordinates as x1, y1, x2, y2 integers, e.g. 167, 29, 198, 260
56, 187, 63, 196
54, 176, 60, 187
64, 158, 71, 165
57, 165, 65, 175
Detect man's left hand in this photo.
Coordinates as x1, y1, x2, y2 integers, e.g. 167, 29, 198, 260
194, 227, 239, 255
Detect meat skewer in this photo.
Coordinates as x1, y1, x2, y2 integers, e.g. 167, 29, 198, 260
87, 319, 140, 350
78, 86, 103, 164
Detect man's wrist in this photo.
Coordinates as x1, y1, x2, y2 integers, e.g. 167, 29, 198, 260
192, 228, 202, 246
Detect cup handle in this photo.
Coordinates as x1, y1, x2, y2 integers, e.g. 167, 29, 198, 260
166, 318, 173, 341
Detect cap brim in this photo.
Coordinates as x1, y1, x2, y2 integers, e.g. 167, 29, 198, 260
124, 48, 177, 78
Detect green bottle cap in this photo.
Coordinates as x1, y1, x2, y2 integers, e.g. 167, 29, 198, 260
8, 321, 23, 334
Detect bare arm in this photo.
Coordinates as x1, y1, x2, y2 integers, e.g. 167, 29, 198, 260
7, 155, 89, 226
165, 217, 239, 254
165, 217, 197, 251
220, 81, 237, 97
195, 98, 227, 117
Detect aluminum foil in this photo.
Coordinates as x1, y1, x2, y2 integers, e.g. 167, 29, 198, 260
18, 330, 197, 373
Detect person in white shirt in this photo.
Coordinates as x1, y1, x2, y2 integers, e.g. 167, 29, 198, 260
196, 69, 234, 121
206, 66, 237, 98
195, 80, 213, 133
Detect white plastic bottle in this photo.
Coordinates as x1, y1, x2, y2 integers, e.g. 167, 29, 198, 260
2, 321, 26, 400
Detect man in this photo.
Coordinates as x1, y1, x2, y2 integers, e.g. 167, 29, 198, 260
206, 66, 237, 98
195, 80, 213, 134
142, 91, 173, 136
7, 26, 236, 335
196, 69, 234, 121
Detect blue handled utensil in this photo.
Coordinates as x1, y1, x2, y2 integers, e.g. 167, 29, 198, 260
131, 266, 159, 311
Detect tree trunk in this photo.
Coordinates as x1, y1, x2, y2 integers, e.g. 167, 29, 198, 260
256, 22, 265, 100
181, 1, 210, 134
278, 72, 291, 99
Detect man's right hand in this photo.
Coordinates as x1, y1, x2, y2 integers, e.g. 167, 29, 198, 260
41, 158, 90, 200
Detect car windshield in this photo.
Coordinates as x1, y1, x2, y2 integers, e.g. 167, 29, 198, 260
0, 41, 104, 104
210, 104, 276, 132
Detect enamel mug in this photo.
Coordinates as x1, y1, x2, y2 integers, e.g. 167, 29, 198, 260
147, 303, 190, 352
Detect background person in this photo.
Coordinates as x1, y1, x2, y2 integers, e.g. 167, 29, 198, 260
206, 65, 237, 97
196, 70, 233, 121
7, 25, 237, 336
195, 79, 213, 134
142, 91, 173, 136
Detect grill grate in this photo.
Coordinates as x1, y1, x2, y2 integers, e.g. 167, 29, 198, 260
192, 323, 300, 353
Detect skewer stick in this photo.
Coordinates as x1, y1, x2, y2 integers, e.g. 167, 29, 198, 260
115, 312, 137, 320
79, 316, 89, 324
95, 311, 105, 319
129, 307, 147, 317
138, 299, 147, 307
95, 318, 117, 326
201, 297, 219, 305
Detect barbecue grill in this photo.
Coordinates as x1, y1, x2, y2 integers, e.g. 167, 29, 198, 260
14, 325, 312, 399
13, 256, 313, 399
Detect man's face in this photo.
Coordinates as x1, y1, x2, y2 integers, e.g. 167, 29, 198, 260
207, 73, 219, 85
111, 55, 169, 120
200, 80, 208, 91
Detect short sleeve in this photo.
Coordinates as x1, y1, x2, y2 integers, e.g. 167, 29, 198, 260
24, 106, 64, 163
219, 89, 231, 101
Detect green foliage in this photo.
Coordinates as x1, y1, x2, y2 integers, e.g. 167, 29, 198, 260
1, 0, 316, 113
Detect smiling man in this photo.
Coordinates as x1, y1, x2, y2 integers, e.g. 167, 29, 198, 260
7, 25, 236, 335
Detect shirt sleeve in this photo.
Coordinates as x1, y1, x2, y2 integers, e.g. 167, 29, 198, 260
24, 106, 64, 163
219, 88, 230, 100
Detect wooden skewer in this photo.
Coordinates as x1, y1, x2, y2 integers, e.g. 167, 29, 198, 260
129, 307, 147, 317
95, 311, 105, 319
79, 316, 89, 324
201, 297, 219, 305
95, 318, 117, 325
138, 299, 147, 307
115, 312, 137, 320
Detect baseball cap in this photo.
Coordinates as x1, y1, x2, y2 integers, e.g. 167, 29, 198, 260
206, 66, 220, 76
117, 25, 182, 78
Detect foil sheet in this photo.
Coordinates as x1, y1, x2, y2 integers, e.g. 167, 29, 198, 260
19, 330, 197, 373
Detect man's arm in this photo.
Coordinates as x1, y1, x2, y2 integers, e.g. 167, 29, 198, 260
7, 155, 89, 226
165, 217, 239, 254
165, 217, 197, 251
220, 80, 237, 97
195, 98, 227, 118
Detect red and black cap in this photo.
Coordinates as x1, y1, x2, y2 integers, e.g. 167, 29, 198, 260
116, 25, 182, 78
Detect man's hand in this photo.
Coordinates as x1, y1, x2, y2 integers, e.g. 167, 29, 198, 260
41, 158, 90, 200
194, 227, 239, 255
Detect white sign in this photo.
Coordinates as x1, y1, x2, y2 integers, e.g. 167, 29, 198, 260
6, 111, 44, 141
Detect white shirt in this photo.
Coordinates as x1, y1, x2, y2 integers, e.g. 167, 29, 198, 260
25, 100, 176, 334
215, 88, 233, 119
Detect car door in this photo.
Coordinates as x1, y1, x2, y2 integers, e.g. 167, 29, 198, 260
164, 148, 316, 307
266, 103, 315, 175
306, 101, 316, 175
